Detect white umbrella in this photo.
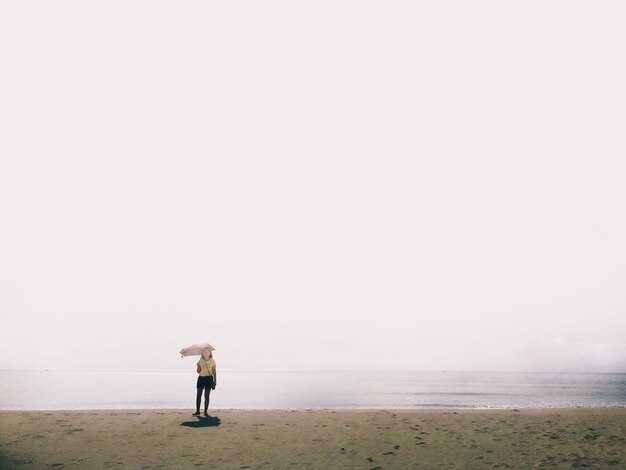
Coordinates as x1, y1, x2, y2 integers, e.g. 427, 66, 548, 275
179, 343, 215, 357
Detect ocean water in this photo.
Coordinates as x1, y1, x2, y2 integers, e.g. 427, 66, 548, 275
0, 370, 624, 410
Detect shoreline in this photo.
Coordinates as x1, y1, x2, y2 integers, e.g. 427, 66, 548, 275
2, 404, 625, 411
2, 408, 625, 468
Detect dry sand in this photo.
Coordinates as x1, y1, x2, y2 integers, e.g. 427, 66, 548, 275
1, 408, 625, 469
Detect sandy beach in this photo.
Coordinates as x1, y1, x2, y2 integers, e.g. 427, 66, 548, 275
1, 408, 624, 469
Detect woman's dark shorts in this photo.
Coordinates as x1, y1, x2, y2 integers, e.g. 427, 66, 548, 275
197, 375, 214, 390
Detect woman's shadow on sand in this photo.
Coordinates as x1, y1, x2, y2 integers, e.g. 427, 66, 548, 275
180, 416, 221, 428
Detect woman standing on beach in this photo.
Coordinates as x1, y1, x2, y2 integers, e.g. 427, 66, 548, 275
193, 348, 217, 416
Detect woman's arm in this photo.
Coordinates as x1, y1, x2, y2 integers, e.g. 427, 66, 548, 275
196, 362, 201, 374
212, 363, 217, 389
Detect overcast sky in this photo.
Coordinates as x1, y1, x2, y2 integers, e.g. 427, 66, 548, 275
1, 1, 624, 373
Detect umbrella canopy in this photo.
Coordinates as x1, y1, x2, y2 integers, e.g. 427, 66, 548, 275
179, 343, 215, 357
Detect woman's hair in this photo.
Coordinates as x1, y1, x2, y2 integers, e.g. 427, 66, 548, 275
202, 349, 213, 359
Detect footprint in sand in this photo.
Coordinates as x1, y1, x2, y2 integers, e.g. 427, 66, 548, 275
66, 428, 84, 434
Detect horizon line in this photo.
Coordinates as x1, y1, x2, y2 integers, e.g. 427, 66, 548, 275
1, 368, 624, 375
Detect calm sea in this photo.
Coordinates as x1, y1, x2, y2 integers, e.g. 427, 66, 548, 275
0, 370, 624, 410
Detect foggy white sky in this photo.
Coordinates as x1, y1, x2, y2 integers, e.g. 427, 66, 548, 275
1, 1, 625, 373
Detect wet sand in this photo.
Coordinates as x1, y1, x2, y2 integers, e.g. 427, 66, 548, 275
1, 408, 625, 468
